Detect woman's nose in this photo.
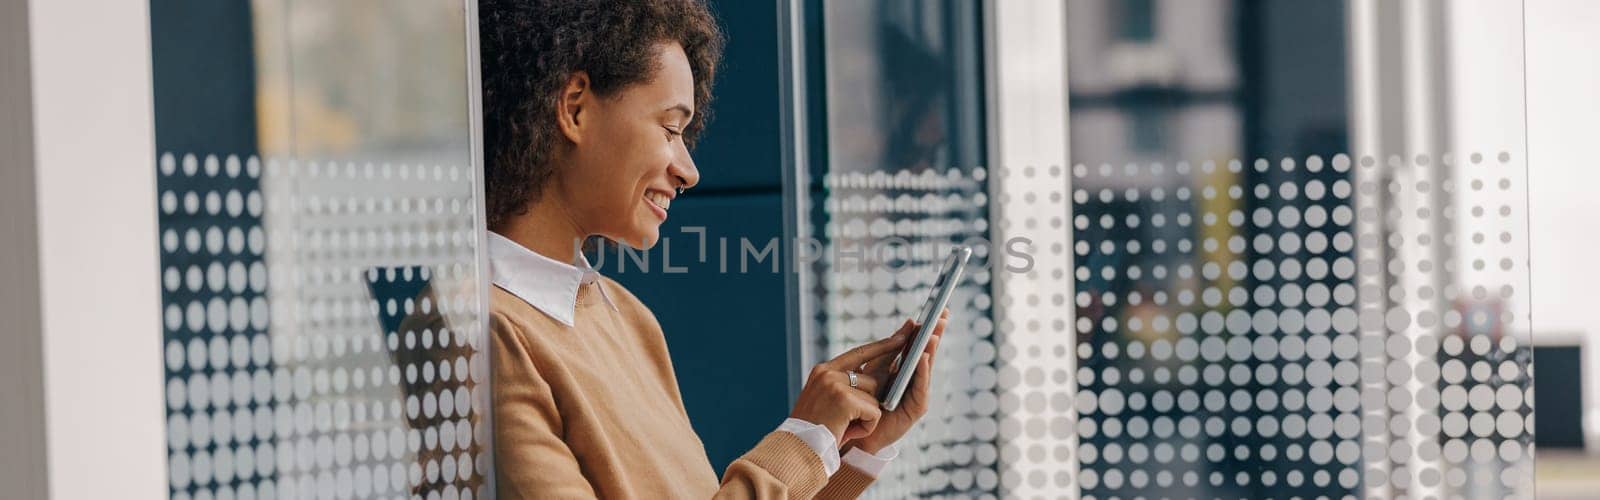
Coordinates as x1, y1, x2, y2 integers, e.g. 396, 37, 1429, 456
670, 143, 700, 190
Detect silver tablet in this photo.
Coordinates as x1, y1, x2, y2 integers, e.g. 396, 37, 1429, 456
880, 245, 971, 411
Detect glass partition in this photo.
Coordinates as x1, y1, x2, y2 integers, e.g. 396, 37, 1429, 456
800, 1, 999, 497
152, 1, 490, 499
792, 1, 1533, 498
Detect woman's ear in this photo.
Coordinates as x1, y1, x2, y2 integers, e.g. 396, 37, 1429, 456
555, 71, 591, 145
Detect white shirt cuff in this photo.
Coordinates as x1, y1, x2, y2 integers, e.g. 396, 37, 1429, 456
777, 418, 840, 476
842, 445, 898, 477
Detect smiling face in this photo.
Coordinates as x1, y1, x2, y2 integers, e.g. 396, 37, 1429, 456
549, 42, 701, 249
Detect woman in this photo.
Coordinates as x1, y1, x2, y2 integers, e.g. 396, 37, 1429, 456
478, 0, 948, 498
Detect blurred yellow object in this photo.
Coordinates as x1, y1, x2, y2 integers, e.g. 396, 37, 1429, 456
255, 80, 359, 156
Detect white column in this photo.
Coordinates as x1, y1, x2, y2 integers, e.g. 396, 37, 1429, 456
1, 0, 165, 498
1526, 0, 1600, 451
987, 0, 1075, 496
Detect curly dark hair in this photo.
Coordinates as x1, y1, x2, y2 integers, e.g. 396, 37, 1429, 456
479, 0, 725, 230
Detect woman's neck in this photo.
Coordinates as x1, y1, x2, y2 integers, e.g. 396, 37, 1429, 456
496, 194, 587, 265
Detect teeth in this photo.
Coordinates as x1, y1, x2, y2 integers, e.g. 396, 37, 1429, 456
647, 192, 671, 211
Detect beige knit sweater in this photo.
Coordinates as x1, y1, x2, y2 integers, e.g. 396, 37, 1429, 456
490, 278, 878, 499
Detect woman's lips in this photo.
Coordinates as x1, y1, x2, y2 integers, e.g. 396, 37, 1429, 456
644, 194, 668, 221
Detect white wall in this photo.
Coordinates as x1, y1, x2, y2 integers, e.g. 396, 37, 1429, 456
1, 0, 47, 497
23, 0, 167, 498
1526, 0, 1600, 445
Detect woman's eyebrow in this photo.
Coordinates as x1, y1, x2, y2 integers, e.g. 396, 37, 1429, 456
663, 104, 693, 120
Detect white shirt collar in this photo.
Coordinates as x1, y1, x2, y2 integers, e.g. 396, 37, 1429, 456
487, 232, 617, 326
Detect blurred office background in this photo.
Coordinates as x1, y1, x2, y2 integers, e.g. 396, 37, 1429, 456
4, 0, 1598, 499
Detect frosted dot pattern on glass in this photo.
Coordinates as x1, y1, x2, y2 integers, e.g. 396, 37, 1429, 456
158, 153, 489, 500
989, 163, 1079, 498
1070, 153, 1533, 499
812, 166, 1001, 499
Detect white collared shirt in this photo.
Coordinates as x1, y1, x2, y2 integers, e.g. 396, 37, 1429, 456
487, 232, 617, 326
486, 232, 895, 477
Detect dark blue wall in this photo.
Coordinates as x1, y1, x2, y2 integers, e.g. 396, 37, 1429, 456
607, 0, 793, 472
149, 0, 257, 154
686, 0, 786, 193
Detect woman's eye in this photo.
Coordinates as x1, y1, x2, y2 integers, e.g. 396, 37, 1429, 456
664, 127, 683, 140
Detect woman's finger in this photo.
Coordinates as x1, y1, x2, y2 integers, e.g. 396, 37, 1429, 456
894, 317, 918, 336
922, 329, 942, 364
860, 354, 892, 376
827, 332, 909, 369
862, 319, 917, 372
843, 370, 881, 395
842, 391, 882, 441
908, 355, 933, 411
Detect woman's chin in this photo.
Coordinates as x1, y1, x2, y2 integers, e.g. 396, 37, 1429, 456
616, 228, 660, 250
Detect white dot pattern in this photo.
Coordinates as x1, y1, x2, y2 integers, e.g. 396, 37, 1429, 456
158, 153, 489, 500
813, 167, 1002, 498
990, 163, 1079, 497
1070, 153, 1533, 499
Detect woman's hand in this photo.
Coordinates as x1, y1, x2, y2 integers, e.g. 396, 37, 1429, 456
847, 308, 948, 454
789, 329, 910, 445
